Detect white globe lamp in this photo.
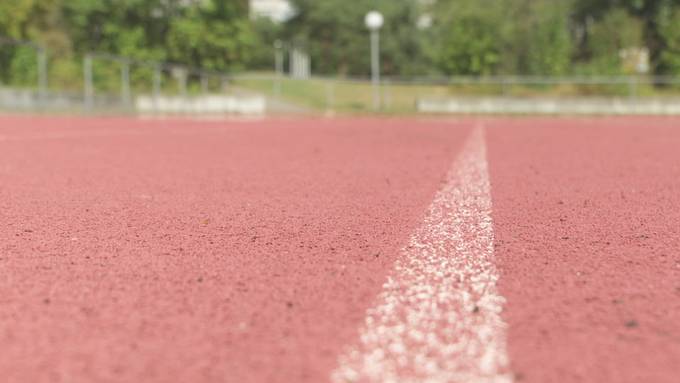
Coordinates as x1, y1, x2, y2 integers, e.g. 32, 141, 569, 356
365, 11, 384, 110
365, 11, 384, 31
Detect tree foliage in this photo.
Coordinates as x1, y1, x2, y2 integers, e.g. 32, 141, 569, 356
0, 0, 254, 86
1, 0, 680, 82
432, 1, 506, 76
61, 0, 253, 69
286, 0, 431, 76
656, 2, 680, 74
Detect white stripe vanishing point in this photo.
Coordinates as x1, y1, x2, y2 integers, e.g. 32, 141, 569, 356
331, 125, 512, 383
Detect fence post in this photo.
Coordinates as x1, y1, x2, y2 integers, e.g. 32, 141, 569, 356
274, 40, 284, 97
628, 76, 638, 101
501, 77, 508, 96
221, 76, 229, 93
382, 79, 392, 111
37, 47, 48, 102
121, 59, 131, 106
325, 80, 336, 114
84, 54, 94, 110
178, 68, 187, 97
153, 65, 162, 107
201, 73, 209, 95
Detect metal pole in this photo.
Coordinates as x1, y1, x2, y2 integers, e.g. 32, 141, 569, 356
326, 80, 336, 113
201, 73, 208, 95
628, 76, 638, 101
152, 65, 162, 112
371, 29, 381, 111
274, 40, 283, 97
153, 65, 162, 102
501, 77, 509, 95
37, 48, 48, 102
121, 60, 131, 105
84, 54, 94, 110
178, 68, 187, 97
221, 76, 229, 93
383, 78, 391, 111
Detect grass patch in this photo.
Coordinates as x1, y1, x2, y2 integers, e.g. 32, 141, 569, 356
233, 73, 680, 114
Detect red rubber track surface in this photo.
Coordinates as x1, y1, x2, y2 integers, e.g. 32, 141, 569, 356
1, 115, 679, 382
0, 116, 470, 383
487, 117, 680, 383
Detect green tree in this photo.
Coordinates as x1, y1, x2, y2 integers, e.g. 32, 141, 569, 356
286, 0, 431, 76
572, 0, 680, 75
0, 0, 68, 86
248, 17, 284, 70
523, 1, 573, 75
62, 0, 253, 70
166, 0, 254, 71
656, 2, 680, 74
432, 0, 508, 75
580, 8, 645, 74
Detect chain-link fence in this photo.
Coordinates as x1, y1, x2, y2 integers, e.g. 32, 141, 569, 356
232, 73, 680, 115
3, 36, 680, 115
0, 37, 253, 114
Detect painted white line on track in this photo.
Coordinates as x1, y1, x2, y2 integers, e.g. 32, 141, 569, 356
331, 125, 512, 383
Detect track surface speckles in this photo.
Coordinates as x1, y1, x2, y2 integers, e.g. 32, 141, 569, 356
332, 126, 511, 383
0, 115, 471, 383
487, 117, 680, 383
1, 115, 680, 382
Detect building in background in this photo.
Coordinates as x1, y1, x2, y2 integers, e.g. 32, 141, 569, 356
250, 0, 309, 78
289, 47, 311, 79
416, 0, 436, 29
620, 47, 650, 74
249, 0, 294, 23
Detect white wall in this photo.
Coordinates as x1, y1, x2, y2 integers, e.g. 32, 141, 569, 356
249, 0, 294, 22
418, 97, 680, 115
136, 95, 266, 115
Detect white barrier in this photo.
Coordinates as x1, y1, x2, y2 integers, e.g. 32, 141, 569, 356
417, 97, 680, 115
0, 87, 82, 110
136, 95, 266, 115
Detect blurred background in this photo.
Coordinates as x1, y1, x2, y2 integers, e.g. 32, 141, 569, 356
1, 0, 680, 114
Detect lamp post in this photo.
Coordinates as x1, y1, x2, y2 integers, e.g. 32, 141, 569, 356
365, 11, 384, 111
37, 47, 48, 102
84, 54, 94, 110
274, 40, 284, 97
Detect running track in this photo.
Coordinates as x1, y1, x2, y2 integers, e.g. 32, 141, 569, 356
1, 115, 678, 383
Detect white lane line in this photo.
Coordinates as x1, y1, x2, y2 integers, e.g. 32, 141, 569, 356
332, 125, 512, 383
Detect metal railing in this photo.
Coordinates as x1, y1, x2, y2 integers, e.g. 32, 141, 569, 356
3, 36, 680, 115
229, 73, 680, 114
0, 36, 237, 112
0, 37, 48, 100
